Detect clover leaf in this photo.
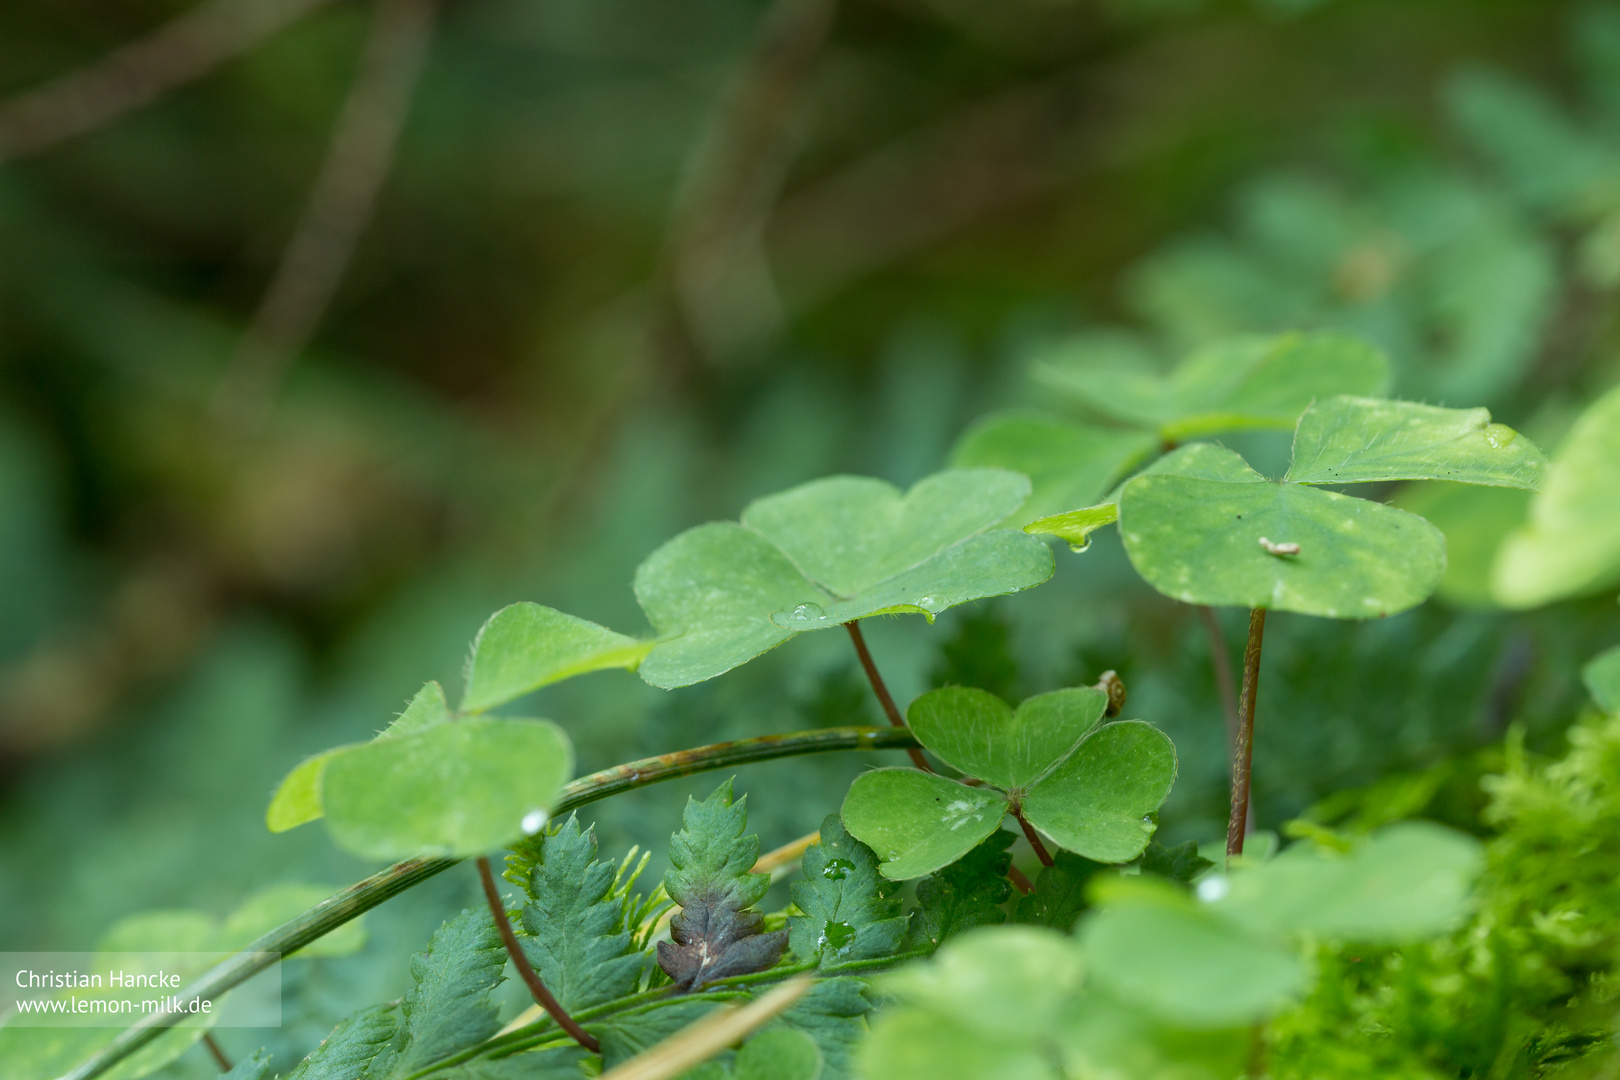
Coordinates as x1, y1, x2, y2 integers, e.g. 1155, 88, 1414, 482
1033, 330, 1391, 442
1286, 396, 1549, 488
267, 600, 644, 851
840, 687, 1177, 879
949, 411, 1156, 524
323, 716, 573, 860
1119, 461, 1448, 618
1029, 394, 1544, 619
633, 469, 1055, 688
461, 602, 651, 714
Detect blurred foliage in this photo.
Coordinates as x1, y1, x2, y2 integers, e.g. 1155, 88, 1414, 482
1, 0, 1619, 1075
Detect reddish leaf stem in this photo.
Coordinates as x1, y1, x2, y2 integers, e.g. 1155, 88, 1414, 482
476, 856, 600, 1053
1012, 806, 1055, 867
845, 620, 932, 771
1226, 608, 1267, 859
202, 1034, 231, 1073
1007, 864, 1033, 894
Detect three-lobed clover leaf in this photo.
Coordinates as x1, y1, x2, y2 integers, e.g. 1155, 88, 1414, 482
841, 687, 1177, 879
266, 601, 651, 858
1033, 330, 1392, 442
1030, 394, 1546, 619
633, 469, 1055, 688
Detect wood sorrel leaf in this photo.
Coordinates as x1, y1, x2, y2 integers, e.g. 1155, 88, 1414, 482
1079, 881, 1306, 1029
322, 717, 573, 860
907, 686, 1107, 791
1020, 720, 1177, 863
1586, 644, 1620, 714
266, 680, 450, 833
949, 411, 1156, 523
1025, 443, 1258, 550
841, 769, 1008, 880
1119, 473, 1446, 618
461, 602, 650, 714
1035, 331, 1391, 441
1493, 383, 1620, 607
1286, 396, 1548, 488
634, 469, 1054, 688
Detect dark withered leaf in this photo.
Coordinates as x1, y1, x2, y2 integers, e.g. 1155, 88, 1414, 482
657, 779, 788, 990
1139, 838, 1214, 887
911, 830, 1015, 949
1014, 850, 1102, 930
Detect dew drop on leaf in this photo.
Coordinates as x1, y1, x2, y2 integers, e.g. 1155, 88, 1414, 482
918, 595, 945, 612
822, 857, 855, 880
821, 921, 856, 951
521, 808, 549, 835
1197, 875, 1229, 902
784, 602, 826, 624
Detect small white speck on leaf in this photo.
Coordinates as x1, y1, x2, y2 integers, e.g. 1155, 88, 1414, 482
1259, 537, 1302, 557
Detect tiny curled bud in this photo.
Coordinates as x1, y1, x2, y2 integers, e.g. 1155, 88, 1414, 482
1094, 670, 1127, 717
1258, 537, 1301, 557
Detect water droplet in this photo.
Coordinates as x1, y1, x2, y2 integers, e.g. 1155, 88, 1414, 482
822, 857, 855, 881
1196, 876, 1230, 903
1483, 423, 1517, 450
784, 602, 825, 624
521, 808, 549, 835
1067, 540, 1091, 554
918, 595, 944, 613
822, 921, 857, 951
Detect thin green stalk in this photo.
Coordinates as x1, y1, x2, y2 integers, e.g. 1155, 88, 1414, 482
56, 725, 920, 1080
1226, 608, 1267, 859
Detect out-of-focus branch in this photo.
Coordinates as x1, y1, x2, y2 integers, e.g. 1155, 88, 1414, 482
0, 0, 336, 162
211, 0, 437, 432
657, 0, 838, 369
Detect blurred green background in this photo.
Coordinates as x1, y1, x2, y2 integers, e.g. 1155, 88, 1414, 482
3, 0, 1620, 1072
